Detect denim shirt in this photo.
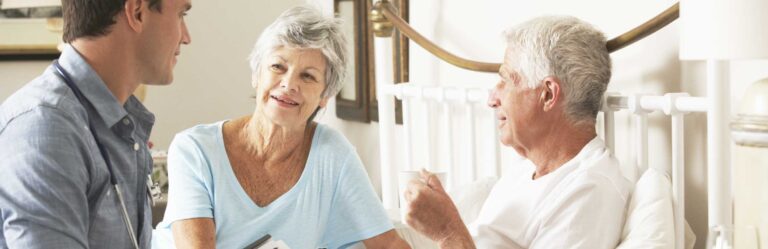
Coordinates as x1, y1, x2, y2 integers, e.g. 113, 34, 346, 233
0, 45, 154, 248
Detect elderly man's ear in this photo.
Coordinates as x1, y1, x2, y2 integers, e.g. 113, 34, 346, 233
540, 76, 562, 112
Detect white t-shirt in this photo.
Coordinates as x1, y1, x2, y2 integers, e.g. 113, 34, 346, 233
469, 137, 631, 249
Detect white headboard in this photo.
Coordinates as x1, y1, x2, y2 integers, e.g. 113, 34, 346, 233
376, 81, 707, 248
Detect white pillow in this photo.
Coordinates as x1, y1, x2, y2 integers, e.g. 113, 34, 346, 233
618, 167, 698, 249
449, 176, 499, 224
617, 167, 676, 249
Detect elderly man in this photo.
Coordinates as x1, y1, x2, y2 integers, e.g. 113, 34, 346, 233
404, 16, 631, 248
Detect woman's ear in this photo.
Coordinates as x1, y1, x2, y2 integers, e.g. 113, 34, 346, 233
318, 96, 329, 108
541, 76, 561, 112
251, 73, 259, 89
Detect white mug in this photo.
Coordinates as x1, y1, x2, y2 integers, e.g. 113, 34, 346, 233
398, 170, 447, 224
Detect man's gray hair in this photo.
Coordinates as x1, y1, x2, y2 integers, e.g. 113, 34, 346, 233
248, 6, 349, 98
504, 16, 611, 125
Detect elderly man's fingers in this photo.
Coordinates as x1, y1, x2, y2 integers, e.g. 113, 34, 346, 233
408, 177, 424, 186
419, 169, 446, 192
405, 179, 431, 203
404, 212, 417, 228
403, 186, 413, 202
407, 178, 427, 192
405, 184, 425, 202
405, 186, 423, 203
419, 168, 433, 181
426, 174, 445, 193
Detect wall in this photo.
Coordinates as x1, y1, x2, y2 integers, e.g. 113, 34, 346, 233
0, 60, 48, 98
1, 0, 305, 149
144, 0, 307, 148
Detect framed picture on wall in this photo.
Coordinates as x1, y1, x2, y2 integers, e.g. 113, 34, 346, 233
334, 0, 407, 123
334, 0, 375, 122
0, 3, 62, 60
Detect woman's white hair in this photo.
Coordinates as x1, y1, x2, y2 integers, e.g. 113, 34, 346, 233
248, 6, 349, 98
504, 16, 611, 125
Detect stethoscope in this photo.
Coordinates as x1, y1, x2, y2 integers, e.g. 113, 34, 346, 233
53, 60, 140, 249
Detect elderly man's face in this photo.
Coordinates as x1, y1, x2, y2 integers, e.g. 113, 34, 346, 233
488, 48, 541, 151
253, 47, 328, 127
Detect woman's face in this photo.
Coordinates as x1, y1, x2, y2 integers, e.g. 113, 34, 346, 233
253, 46, 328, 127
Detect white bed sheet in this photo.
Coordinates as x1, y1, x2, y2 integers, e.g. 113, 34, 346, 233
388, 168, 697, 248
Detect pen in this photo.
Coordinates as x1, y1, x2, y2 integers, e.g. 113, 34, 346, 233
243, 234, 271, 249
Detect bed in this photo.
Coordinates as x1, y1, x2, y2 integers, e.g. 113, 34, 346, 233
369, 1, 709, 248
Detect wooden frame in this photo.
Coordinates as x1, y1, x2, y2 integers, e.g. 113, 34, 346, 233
0, 7, 61, 60
335, 0, 407, 123
334, 0, 375, 122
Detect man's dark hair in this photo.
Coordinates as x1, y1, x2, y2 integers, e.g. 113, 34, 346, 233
62, 0, 162, 42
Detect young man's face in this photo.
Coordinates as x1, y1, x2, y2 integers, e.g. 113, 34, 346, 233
139, 0, 192, 86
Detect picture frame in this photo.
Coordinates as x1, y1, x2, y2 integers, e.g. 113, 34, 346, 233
334, 0, 375, 122
334, 0, 407, 123
0, 5, 62, 60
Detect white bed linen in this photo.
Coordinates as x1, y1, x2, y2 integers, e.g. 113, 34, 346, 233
617, 167, 696, 249
391, 168, 697, 248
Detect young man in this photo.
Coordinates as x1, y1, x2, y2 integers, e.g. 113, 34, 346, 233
0, 0, 191, 248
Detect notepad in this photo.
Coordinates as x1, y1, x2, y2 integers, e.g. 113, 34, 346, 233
244, 234, 291, 249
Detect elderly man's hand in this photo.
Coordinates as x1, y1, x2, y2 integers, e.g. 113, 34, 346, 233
404, 169, 475, 248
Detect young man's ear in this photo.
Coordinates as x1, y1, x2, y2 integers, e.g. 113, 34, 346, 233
124, 0, 145, 32
540, 76, 561, 112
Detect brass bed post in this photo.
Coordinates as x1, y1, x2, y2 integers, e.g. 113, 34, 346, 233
371, 0, 680, 73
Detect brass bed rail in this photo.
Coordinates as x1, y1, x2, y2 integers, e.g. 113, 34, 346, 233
370, 0, 680, 73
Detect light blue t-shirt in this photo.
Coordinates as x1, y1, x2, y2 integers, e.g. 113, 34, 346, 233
152, 121, 393, 249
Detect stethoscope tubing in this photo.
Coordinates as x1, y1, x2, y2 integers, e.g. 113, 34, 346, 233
52, 60, 140, 249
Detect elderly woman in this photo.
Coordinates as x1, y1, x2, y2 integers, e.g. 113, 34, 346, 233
152, 6, 409, 249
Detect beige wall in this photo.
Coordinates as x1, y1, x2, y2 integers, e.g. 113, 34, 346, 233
0, 61, 50, 100
143, 0, 306, 149
1, 0, 306, 150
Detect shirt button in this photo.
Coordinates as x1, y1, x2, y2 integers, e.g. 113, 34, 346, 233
133, 142, 140, 151
122, 118, 130, 125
